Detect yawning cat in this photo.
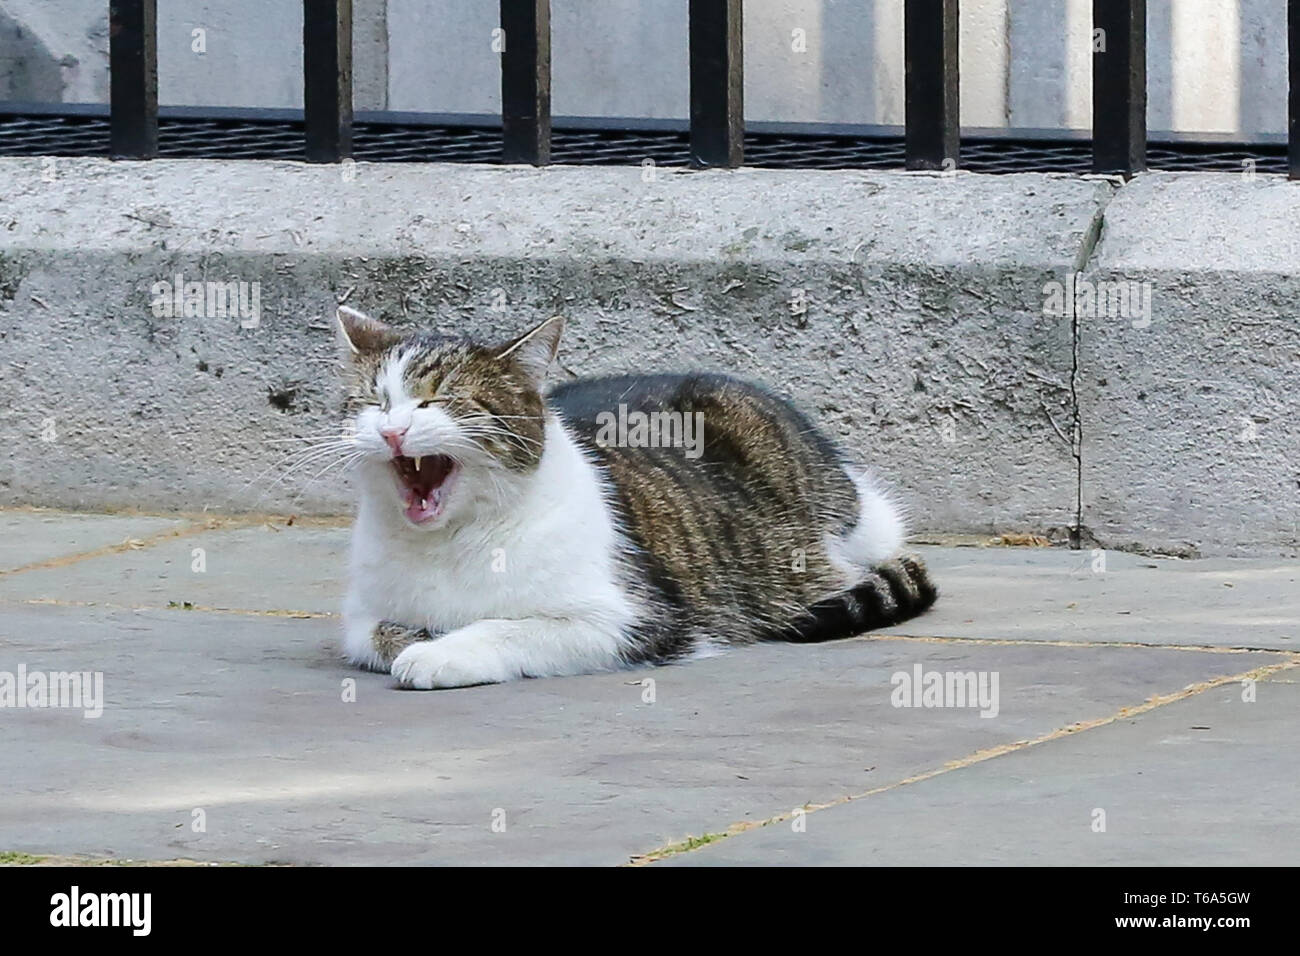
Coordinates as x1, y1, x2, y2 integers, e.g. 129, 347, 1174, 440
335, 306, 936, 689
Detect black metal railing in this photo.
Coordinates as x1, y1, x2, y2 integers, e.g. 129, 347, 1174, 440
499, 0, 551, 165
67, 0, 1300, 180
904, 0, 959, 172
107, 0, 157, 158
302, 0, 352, 162
1092, 0, 1147, 176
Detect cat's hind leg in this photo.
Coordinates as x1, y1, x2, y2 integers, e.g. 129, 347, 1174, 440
372, 621, 435, 667
342, 614, 432, 672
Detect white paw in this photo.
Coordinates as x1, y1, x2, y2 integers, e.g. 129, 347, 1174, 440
391, 638, 511, 689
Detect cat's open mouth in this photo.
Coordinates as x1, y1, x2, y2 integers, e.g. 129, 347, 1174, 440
391, 454, 457, 524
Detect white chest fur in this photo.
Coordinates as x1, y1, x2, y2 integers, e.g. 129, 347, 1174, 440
341, 417, 638, 669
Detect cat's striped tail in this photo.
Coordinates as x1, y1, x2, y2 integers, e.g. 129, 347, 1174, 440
781, 554, 938, 644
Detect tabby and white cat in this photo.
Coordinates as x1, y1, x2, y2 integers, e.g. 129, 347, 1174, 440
335, 307, 936, 689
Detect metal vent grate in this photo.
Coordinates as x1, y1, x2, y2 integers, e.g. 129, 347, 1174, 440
0, 111, 1284, 175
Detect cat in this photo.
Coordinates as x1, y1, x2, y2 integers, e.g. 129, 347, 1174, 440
334, 306, 936, 689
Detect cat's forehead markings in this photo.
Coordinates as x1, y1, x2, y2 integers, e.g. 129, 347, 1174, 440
404, 342, 471, 395
377, 346, 416, 404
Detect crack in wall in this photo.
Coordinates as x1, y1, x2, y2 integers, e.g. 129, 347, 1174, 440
1066, 185, 1118, 549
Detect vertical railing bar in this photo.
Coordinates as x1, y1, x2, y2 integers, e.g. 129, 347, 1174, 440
500, 0, 552, 165
688, 0, 744, 168
1289, 0, 1299, 178
304, 0, 353, 163
1092, 0, 1147, 177
904, 0, 960, 171
109, 0, 158, 159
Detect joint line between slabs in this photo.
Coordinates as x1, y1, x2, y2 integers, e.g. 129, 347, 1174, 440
0, 518, 247, 578
0, 511, 352, 580
626, 655, 1300, 866
11, 598, 335, 619
868, 632, 1288, 655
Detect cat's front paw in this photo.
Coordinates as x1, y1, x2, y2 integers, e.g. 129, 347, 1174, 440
391, 631, 513, 689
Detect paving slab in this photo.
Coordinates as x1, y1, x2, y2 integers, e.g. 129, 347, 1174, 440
0, 522, 347, 613
664, 675, 1299, 866
878, 546, 1300, 651
0, 510, 191, 574
0, 602, 1278, 866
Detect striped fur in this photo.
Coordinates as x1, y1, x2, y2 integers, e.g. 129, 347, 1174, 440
551, 373, 937, 661
335, 310, 937, 688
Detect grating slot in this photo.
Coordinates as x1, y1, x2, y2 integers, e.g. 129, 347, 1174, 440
0, 112, 1284, 175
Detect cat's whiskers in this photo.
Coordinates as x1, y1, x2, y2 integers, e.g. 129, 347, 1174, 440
459, 419, 544, 460
461, 427, 532, 450
459, 413, 543, 438
240, 442, 355, 499
251, 439, 362, 503
478, 465, 511, 507
272, 442, 360, 479
261, 434, 357, 444
283, 449, 369, 505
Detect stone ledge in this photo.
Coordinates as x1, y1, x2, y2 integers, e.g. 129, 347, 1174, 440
3, 158, 1296, 555
1080, 172, 1300, 556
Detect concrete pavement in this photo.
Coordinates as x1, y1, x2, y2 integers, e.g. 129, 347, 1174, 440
0, 508, 1295, 865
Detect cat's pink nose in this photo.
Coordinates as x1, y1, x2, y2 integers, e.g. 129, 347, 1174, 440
380, 426, 407, 456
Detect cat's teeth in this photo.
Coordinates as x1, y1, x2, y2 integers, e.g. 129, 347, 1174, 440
414, 456, 422, 471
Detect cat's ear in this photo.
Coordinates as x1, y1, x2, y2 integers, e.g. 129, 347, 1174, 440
496, 315, 564, 386
336, 305, 397, 356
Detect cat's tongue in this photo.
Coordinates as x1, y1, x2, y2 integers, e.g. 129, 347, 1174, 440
393, 454, 456, 524
403, 488, 444, 524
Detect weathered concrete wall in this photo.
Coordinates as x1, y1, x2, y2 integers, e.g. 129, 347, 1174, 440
0, 157, 1104, 543
0, 158, 1295, 555
1079, 172, 1300, 557
0, 0, 1290, 138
